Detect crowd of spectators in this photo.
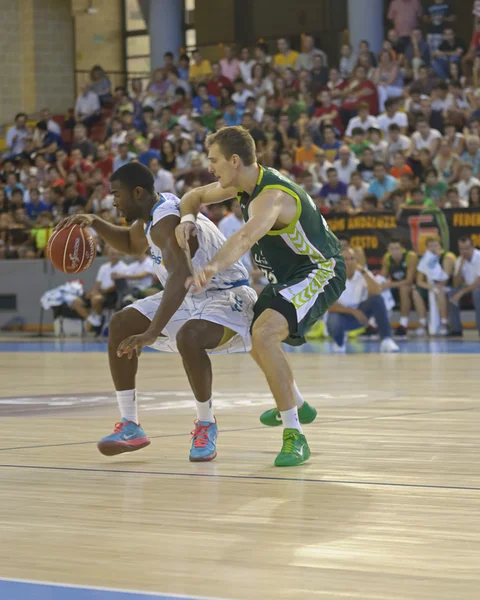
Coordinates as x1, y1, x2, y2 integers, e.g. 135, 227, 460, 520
1, 0, 480, 336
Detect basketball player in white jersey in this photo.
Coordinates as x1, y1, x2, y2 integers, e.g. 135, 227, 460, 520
57, 162, 256, 462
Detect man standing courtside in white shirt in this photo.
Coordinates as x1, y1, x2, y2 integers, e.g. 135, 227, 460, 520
449, 236, 480, 335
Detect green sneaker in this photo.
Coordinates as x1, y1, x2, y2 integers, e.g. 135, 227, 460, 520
274, 428, 311, 467
260, 401, 317, 427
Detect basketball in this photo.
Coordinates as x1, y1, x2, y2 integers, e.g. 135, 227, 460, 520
47, 225, 97, 274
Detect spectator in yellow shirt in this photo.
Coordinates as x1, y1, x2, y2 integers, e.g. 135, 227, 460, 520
274, 38, 299, 70
189, 49, 212, 82
30, 211, 53, 258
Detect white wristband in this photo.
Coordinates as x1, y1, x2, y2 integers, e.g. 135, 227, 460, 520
180, 214, 196, 225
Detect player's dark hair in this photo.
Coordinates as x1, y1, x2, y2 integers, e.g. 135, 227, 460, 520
337, 234, 350, 243
388, 237, 403, 245
110, 162, 155, 194
385, 97, 399, 110
458, 235, 473, 244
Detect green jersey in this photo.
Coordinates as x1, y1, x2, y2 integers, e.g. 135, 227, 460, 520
385, 249, 415, 281
237, 166, 342, 286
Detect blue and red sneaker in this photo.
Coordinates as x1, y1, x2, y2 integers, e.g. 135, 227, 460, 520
97, 418, 151, 456
189, 419, 218, 462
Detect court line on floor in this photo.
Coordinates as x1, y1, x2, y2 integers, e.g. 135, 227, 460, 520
0, 404, 478, 453
0, 426, 265, 452
0, 577, 227, 600
0, 463, 478, 492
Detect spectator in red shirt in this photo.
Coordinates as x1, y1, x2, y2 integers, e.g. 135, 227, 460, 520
341, 65, 379, 118
54, 148, 73, 181
207, 63, 233, 98
313, 90, 344, 134
46, 165, 65, 188
387, 0, 423, 41
324, 67, 348, 107
66, 170, 87, 198
171, 89, 187, 114
95, 144, 114, 179
87, 167, 110, 198
279, 150, 305, 182
69, 148, 93, 182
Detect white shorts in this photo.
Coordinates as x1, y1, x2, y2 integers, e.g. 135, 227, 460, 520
129, 285, 257, 354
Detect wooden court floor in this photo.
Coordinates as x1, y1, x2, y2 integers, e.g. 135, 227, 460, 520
0, 347, 479, 600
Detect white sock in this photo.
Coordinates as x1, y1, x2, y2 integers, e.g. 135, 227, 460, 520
280, 407, 303, 433
293, 381, 304, 409
116, 389, 138, 424
441, 318, 448, 325
399, 316, 408, 328
419, 318, 427, 327
196, 398, 214, 423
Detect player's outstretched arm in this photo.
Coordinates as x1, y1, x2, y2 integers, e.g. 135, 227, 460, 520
176, 182, 237, 249
55, 215, 148, 256
117, 215, 197, 358
187, 189, 283, 291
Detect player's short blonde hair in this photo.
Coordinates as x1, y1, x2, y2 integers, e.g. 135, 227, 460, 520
206, 126, 256, 166
425, 234, 441, 245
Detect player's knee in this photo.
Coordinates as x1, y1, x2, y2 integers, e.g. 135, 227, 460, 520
251, 320, 282, 348
109, 309, 147, 341
176, 323, 202, 354
109, 311, 128, 337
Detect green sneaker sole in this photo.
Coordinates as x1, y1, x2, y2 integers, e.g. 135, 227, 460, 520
260, 402, 317, 427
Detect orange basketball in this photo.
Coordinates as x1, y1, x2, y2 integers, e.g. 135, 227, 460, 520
47, 224, 97, 274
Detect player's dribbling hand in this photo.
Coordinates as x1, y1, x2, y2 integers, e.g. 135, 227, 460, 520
54, 214, 96, 232
185, 265, 216, 293
175, 222, 197, 249
117, 331, 158, 359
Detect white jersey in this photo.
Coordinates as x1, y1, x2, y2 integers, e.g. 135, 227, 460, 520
417, 250, 450, 283
144, 193, 250, 291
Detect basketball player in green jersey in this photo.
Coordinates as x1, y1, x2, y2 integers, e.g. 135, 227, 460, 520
381, 238, 418, 337
176, 126, 346, 466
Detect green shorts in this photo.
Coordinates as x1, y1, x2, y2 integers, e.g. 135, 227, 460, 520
252, 256, 346, 346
